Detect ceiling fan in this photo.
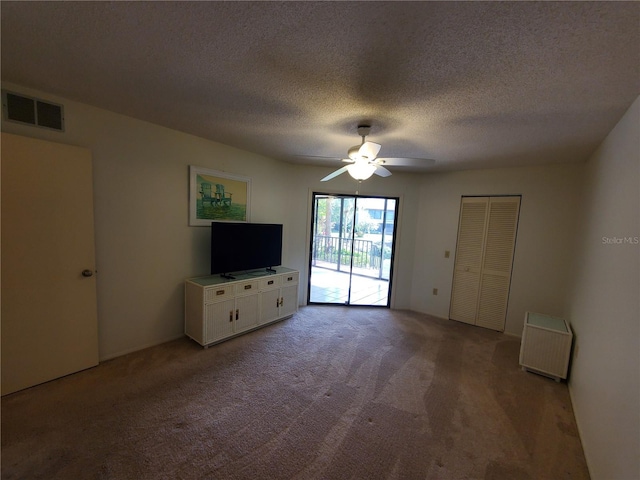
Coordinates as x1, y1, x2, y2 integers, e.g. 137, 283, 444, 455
320, 125, 435, 182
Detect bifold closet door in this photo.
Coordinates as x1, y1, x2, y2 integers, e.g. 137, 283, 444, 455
449, 198, 488, 325
450, 196, 520, 331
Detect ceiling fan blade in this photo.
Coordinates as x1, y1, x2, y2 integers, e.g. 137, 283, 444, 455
321, 165, 349, 182
373, 165, 392, 177
358, 141, 382, 160
295, 155, 341, 161
377, 157, 436, 167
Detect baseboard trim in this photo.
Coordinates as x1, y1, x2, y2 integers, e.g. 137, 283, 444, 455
99, 334, 185, 362
503, 331, 521, 339
568, 383, 594, 479
401, 307, 450, 322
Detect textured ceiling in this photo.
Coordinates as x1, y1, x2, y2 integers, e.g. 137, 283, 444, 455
1, 1, 639, 173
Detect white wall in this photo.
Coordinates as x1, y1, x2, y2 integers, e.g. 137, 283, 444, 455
410, 163, 584, 335
565, 97, 639, 480
2, 83, 292, 360
0, 82, 423, 359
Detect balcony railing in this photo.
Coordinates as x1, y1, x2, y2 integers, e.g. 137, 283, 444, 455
312, 235, 391, 279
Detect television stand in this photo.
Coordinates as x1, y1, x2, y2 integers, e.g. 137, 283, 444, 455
266, 267, 276, 273
185, 267, 299, 348
220, 273, 236, 280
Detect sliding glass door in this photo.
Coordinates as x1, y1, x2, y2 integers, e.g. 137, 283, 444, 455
308, 193, 398, 307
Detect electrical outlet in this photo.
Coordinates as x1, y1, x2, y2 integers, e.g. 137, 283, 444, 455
445, 250, 450, 258
433, 288, 438, 295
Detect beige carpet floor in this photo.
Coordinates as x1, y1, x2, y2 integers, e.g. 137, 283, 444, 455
1, 306, 589, 479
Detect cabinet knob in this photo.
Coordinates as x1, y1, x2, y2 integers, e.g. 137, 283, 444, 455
82, 269, 94, 277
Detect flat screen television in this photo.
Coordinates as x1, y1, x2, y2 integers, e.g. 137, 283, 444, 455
211, 222, 283, 278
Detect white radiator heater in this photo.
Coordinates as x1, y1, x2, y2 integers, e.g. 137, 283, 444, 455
519, 311, 573, 382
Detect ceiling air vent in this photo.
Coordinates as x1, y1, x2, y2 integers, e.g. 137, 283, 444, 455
2, 90, 65, 132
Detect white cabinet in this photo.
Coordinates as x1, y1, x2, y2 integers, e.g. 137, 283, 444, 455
233, 279, 259, 334
204, 298, 235, 343
259, 271, 299, 325
235, 292, 259, 333
185, 267, 298, 347
280, 282, 299, 317
519, 311, 573, 382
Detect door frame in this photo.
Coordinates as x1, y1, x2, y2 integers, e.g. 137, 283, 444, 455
306, 191, 400, 307
449, 194, 522, 331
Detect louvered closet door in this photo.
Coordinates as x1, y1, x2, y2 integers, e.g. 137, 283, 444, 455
449, 198, 489, 324
450, 196, 520, 331
476, 197, 520, 330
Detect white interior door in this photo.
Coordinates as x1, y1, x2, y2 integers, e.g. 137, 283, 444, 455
449, 196, 520, 331
1, 132, 99, 395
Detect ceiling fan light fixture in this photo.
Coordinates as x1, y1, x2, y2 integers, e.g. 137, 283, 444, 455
321, 123, 433, 182
347, 145, 360, 160
347, 162, 376, 181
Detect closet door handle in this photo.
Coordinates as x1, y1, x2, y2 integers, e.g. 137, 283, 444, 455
236, 309, 239, 320
229, 311, 233, 322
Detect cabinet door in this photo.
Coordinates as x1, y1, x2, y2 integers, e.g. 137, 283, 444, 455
259, 289, 281, 325
235, 294, 259, 333
280, 284, 299, 318
205, 299, 235, 343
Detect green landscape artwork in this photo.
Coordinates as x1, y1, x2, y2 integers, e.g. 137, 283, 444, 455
195, 173, 247, 222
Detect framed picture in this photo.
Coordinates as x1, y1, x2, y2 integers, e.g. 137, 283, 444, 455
189, 166, 251, 226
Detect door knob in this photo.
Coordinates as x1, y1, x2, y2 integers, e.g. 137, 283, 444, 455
82, 269, 94, 277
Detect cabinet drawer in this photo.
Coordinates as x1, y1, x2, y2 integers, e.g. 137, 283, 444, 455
236, 280, 258, 296
283, 272, 299, 285
204, 285, 235, 302
259, 276, 282, 290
